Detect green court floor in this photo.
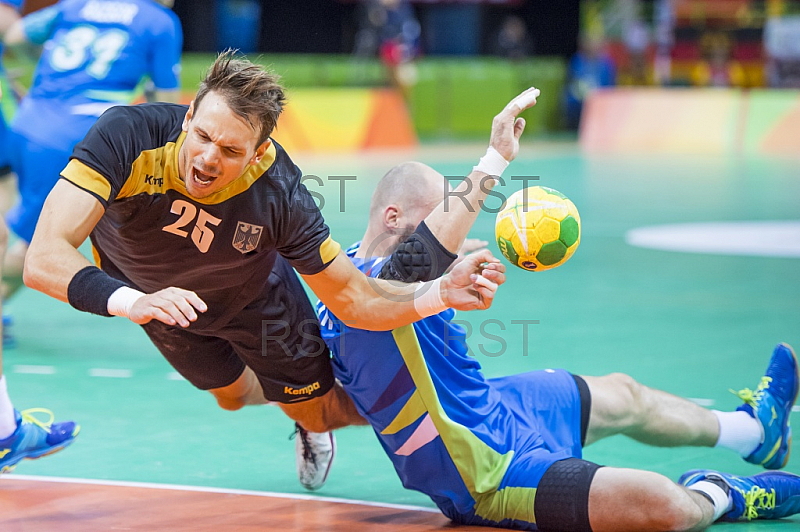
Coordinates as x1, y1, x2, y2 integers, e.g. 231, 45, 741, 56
5, 143, 799, 530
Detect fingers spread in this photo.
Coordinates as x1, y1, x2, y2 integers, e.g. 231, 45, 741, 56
174, 288, 208, 313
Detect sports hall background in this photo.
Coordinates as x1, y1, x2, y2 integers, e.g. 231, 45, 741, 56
2, 1, 799, 530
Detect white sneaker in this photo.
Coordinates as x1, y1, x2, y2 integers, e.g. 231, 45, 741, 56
294, 423, 335, 490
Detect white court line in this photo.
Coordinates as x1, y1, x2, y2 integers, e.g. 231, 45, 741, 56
1, 474, 439, 513
793, 406, 800, 413
688, 398, 715, 407
89, 369, 133, 378
166, 372, 186, 381
12, 365, 56, 375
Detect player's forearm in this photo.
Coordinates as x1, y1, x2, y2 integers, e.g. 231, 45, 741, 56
24, 239, 94, 303
0, 5, 19, 36
341, 277, 433, 331
424, 169, 495, 254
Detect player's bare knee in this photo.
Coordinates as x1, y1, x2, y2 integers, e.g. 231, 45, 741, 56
651, 482, 706, 531
608, 372, 648, 422
212, 392, 247, 411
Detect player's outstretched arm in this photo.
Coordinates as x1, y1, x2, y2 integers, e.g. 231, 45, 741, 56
424, 87, 540, 254
302, 249, 505, 331
24, 181, 107, 302
24, 181, 206, 328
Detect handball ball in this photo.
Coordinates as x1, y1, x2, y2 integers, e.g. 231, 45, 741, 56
495, 186, 581, 271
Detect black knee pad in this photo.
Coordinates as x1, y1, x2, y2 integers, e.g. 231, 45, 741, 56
534, 458, 602, 532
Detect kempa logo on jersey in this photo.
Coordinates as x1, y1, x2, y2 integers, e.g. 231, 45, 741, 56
233, 222, 263, 253
284, 382, 321, 396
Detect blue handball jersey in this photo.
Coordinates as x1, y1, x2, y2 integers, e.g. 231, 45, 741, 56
0, 0, 24, 121
318, 242, 584, 527
12, 0, 182, 150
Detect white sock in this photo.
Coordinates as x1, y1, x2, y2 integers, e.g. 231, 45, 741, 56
713, 410, 762, 457
688, 480, 733, 522
0, 376, 18, 439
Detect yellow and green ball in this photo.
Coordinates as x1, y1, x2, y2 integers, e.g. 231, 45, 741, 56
495, 186, 581, 271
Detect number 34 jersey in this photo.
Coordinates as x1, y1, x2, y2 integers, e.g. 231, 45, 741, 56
13, 0, 181, 150
61, 103, 340, 331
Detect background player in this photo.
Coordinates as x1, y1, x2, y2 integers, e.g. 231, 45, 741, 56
1, 0, 182, 299
22, 52, 503, 490
0, 12, 80, 473
318, 91, 800, 530
0, 0, 23, 184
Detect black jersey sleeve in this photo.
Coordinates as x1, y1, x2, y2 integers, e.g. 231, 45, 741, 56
60, 104, 186, 207
271, 146, 341, 275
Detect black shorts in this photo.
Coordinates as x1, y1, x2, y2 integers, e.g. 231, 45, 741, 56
142, 257, 334, 403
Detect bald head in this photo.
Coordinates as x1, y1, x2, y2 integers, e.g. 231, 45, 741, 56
360, 162, 450, 257
369, 162, 448, 224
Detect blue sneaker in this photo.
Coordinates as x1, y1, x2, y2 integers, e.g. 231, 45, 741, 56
733, 343, 799, 469
0, 409, 80, 473
680, 469, 800, 521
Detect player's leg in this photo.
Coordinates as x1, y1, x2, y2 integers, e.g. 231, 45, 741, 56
278, 383, 366, 433
141, 319, 250, 409
0, 217, 14, 435
225, 256, 365, 489
207, 366, 268, 411
480, 452, 714, 531
581, 372, 720, 447
0, 217, 79, 473
4, 134, 72, 299
582, 344, 798, 468
585, 465, 716, 531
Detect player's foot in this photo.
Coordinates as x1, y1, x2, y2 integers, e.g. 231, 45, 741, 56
0, 409, 80, 474
293, 423, 335, 491
733, 343, 799, 469
680, 469, 800, 521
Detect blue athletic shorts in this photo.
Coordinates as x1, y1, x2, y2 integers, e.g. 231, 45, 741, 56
5, 131, 73, 243
443, 369, 593, 530
0, 113, 11, 171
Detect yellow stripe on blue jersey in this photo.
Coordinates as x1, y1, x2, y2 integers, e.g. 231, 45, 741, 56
390, 325, 537, 524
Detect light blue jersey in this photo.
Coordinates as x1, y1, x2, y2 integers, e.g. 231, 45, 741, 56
6, 0, 182, 242
12, 0, 181, 149
0, 0, 25, 166
318, 242, 585, 530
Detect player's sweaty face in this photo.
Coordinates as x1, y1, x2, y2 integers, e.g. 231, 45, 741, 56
179, 92, 264, 199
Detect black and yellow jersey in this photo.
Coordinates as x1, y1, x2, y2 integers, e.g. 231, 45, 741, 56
62, 103, 340, 331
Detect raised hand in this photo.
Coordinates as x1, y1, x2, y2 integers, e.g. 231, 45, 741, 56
489, 87, 540, 163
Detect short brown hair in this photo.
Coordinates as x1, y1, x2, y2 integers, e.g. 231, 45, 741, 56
194, 50, 286, 147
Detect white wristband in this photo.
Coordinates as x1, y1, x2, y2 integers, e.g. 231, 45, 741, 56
413, 277, 447, 318
473, 146, 509, 183
107, 286, 146, 318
